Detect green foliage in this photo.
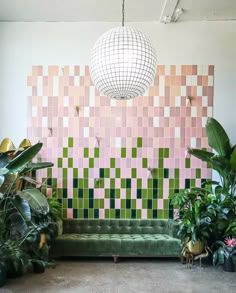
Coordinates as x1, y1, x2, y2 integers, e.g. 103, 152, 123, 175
0, 141, 57, 280
188, 117, 236, 196
171, 185, 215, 245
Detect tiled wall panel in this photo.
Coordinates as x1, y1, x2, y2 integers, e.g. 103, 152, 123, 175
27, 65, 213, 219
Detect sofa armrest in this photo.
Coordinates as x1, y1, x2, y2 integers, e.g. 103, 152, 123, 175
56, 219, 63, 236
168, 220, 180, 239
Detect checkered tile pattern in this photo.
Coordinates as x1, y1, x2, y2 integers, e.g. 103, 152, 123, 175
27, 65, 213, 219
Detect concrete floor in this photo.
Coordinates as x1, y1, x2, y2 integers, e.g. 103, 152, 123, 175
1, 258, 236, 293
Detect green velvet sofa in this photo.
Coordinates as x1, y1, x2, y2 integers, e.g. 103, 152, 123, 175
51, 219, 182, 262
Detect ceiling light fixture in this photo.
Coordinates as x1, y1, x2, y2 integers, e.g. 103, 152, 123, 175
90, 0, 157, 100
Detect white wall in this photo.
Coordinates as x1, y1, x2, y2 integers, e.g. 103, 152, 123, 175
0, 21, 236, 145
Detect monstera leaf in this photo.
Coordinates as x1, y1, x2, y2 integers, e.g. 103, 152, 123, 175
230, 146, 236, 171
206, 118, 231, 157
6, 142, 43, 174
18, 188, 49, 215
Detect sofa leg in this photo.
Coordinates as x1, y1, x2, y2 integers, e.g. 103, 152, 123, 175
113, 256, 119, 263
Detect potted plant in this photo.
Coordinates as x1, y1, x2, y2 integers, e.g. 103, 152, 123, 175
213, 237, 236, 272
171, 185, 215, 256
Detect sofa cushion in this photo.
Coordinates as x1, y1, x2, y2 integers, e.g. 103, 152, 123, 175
63, 219, 173, 235
53, 233, 181, 257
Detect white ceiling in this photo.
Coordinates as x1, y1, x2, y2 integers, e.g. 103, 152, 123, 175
0, 0, 236, 22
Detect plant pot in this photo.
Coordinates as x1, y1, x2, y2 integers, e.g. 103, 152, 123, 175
186, 240, 203, 256
0, 263, 7, 287
223, 256, 234, 272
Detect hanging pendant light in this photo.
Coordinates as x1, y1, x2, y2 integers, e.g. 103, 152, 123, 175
90, 0, 157, 100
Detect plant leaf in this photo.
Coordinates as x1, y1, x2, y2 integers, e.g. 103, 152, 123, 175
22, 162, 54, 174
6, 143, 43, 174
18, 188, 49, 215
12, 195, 31, 221
230, 146, 236, 171
187, 148, 215, 163
206, 118, 231, 157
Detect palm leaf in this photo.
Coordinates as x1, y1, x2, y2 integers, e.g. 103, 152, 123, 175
6, 142, 43, 174
206, 118, 231, 157
18, 188, 49, 215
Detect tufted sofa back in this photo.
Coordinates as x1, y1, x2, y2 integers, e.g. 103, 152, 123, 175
63, 219, 177, 235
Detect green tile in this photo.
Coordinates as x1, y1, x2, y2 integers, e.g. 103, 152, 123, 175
105, 189, 110, 198
72, 199, 78, 209
84, 198, 89, 208
78, 179, 83, 188
159, 148, 163, 158
131, 168, 137, 178
83, 168, 89, 178
105, 209, 110, 218
137, 179, 142, 189
126, 189, 131, 198
121, 179, 126, 188
100, 199, 104, 208
136, 209, 141, 219
89, 158, 94, 168
142, 199, 147, 208
56, 188, 63, 198
137, 137, 142, 148
115, 189, 120, 198
120, 209, 126, 218
94, 148, 99, 158
63, 147, 68, 157
84, 178, 88, 188
89, 209, 93, 218
163, 210, 169, 219
153, 199, 157, 209
174, 168, 180, 179
191, 179, 196, 187
110, 178, 115, 188
164, 148, 169, 158
121, 148, 126, 158
84, 147, 89, 158
104, 168, 110, 178
164, 199, 169, 209
73, 188, 77, 198
185, 158, 190, 168
62, 209, 67, 218
131, 200, 136, 209
121, 199, 126, 209
73, 168, 78, 178
115, 168, 121, 178
94, 200, 99, 209
62, 199, 67, 208
196, 168, 201, 178
47, 168, 52, 177
126, 210, 131, 218
159, 159, 164, 169
169, 179, 175, 189
58, 158, 62, 168
78, 209, 83, 218
110, 210, 115, 219
68, 137, 73, 147
68, 158, 73, 168
148, 179, 153, 188
147, 210, 153, 219
142, 158, 148, 168
132, 148, 137, 158
158, 210, 164, 219
147, 189, 153, 199
110, 158, 115, 168
141, 189, 146, 199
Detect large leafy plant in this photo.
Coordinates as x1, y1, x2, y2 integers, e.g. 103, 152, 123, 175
171, 185, 215, 245
0, 140, 58, 278
188, 118, 236, 239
